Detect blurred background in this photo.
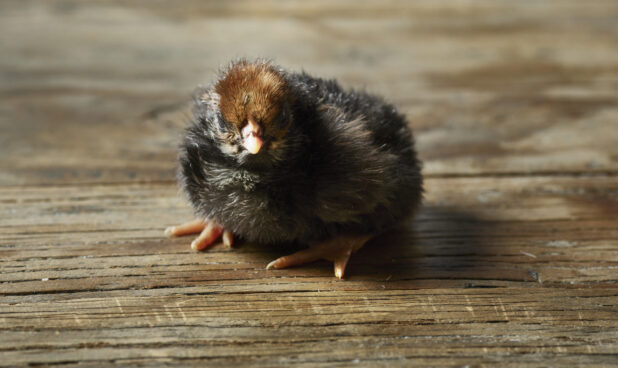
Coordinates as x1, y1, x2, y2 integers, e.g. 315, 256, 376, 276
1, 0, 617, 185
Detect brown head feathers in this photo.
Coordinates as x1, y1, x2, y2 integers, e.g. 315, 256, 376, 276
214, 60, 290, 133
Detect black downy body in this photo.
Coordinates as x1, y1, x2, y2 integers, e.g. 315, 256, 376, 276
179, 62, 423, 245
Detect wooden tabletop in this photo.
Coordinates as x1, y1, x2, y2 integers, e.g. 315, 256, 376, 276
1, 1, 617, 366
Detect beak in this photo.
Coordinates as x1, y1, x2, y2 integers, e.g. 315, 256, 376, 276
241, 118, 263, 154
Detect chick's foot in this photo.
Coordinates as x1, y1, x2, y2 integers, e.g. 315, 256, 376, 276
165, 219, 234, 250
266, 234, 372, 279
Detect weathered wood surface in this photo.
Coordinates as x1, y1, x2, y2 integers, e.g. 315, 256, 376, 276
1, 0, 617, 366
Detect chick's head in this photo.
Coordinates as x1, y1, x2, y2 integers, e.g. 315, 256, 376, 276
212, 61, 293, 161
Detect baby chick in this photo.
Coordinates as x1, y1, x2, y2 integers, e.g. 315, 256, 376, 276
165, 59, 423, 278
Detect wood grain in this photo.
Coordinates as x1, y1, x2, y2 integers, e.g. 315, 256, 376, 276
1, 0, 617, 366
1, 0, 617, 185
1, 176, 617, 366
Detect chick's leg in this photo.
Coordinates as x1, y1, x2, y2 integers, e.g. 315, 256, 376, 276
165, 219, 234, 250
266, 234, 372, 279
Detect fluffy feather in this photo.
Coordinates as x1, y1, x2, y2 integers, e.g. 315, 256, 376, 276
178, 59, 423, 246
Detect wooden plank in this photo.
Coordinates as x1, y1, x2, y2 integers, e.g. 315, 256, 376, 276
1, 176, 616, 366
1, 176, 617, 294
0, 290, 616, 366
1, 0, 617, 366
1, 0, 617, 185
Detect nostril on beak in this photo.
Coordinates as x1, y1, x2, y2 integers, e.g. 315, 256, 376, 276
241, 118, 263, 154
243, 117, 262, 138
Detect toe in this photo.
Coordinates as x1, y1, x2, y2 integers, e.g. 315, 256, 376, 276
266, 248, 322, 270
222, 230, 234, 247
165, 219, 206, 237
266, 234, 372, 278
191, 222, 224, 251
333, 250, 352, 279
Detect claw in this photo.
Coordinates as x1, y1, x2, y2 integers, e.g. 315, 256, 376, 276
222, 230, 234, 247
333, 250, 352, 279
265, 259, 278, 270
